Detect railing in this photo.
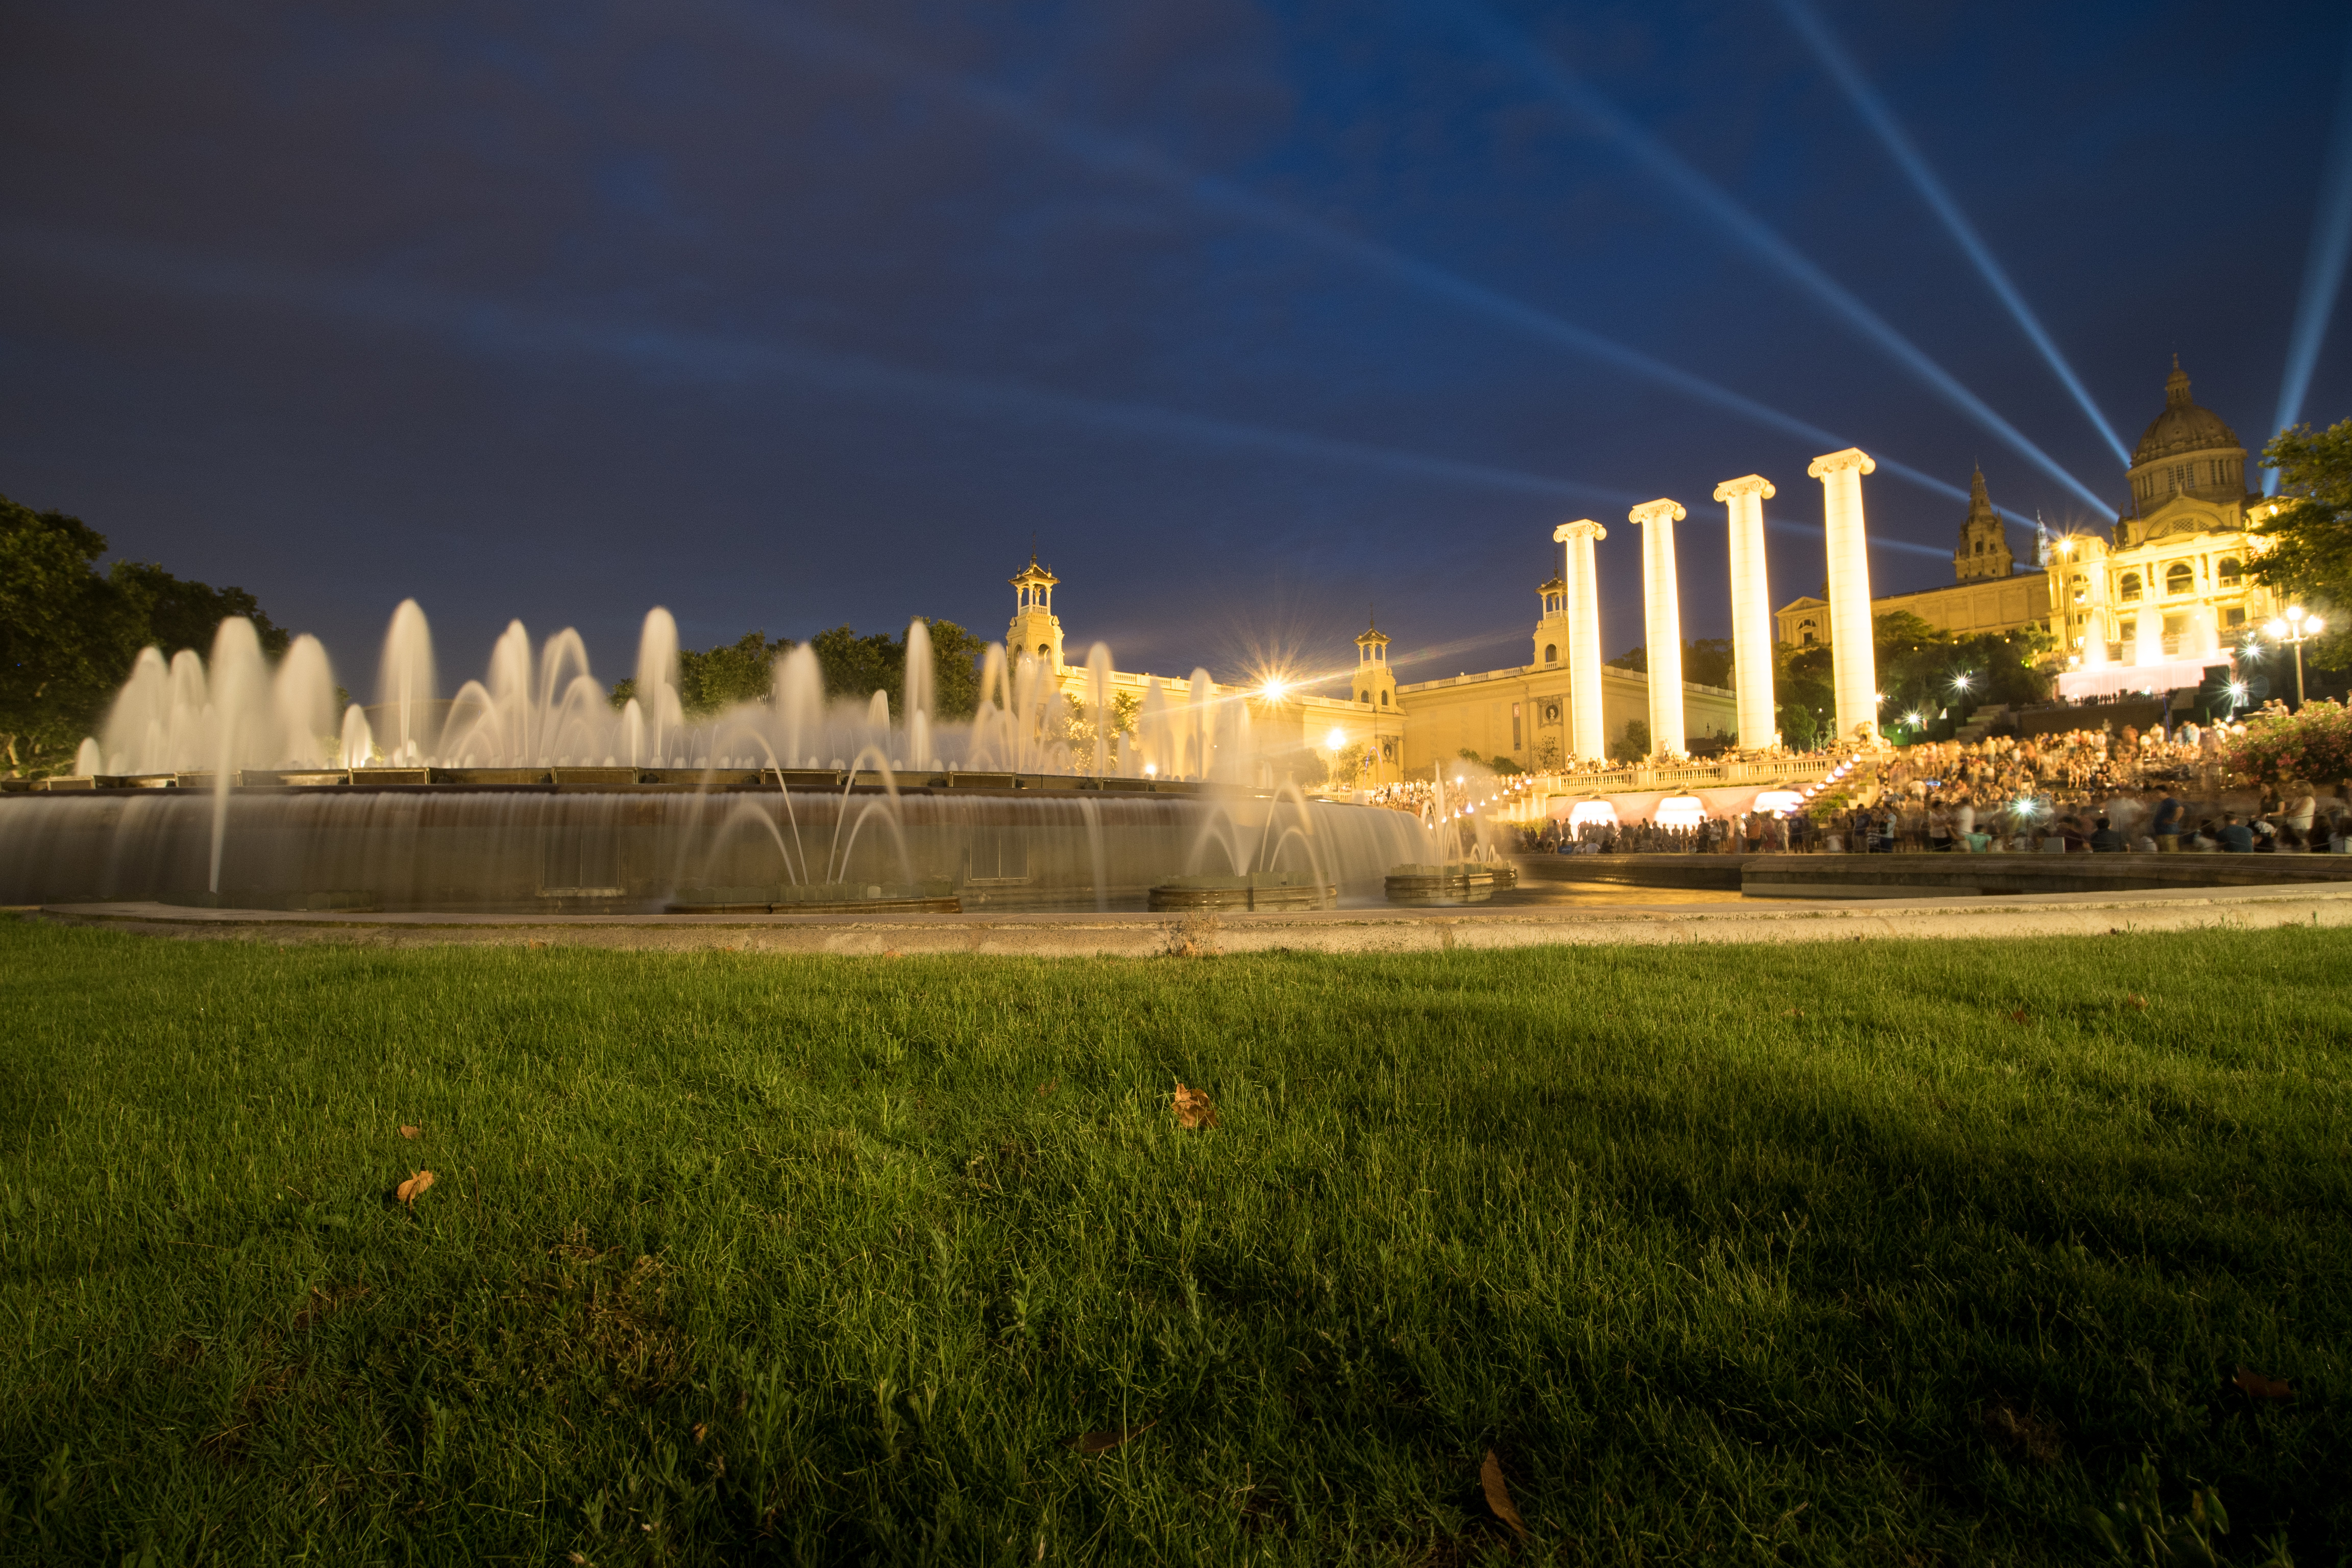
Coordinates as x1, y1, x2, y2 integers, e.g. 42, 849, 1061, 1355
1464, 756, 1839, 823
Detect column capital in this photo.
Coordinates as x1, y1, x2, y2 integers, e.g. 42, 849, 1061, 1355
1554, 518, 1607, 543
1712, 474, 1776, 503
1627, 498, 1686, 526
1807, 447, 1876, 480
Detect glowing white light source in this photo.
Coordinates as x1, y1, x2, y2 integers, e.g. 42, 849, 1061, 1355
1655, 795, 1706, 829
1260, 678, 1289, 700
1753, 789, 1804, 816
1567, 799, 1618, 829
1326, 728, 1348, 751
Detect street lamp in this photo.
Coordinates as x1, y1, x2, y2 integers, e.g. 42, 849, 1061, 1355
2262, 606, 2326, 705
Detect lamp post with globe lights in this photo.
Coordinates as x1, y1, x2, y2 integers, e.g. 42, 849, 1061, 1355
2263, 606, 2325, 706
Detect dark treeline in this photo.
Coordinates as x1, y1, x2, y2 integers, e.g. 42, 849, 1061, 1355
611, 622, 991, 722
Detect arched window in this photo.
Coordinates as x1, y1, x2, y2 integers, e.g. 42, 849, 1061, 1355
2165, 562, 2193, 596
2119, 572, 2142, 601
1380, 691, 1389, 707
1544, 643, 1558, 665
1357, 690, 1369, 704
2217, 557, 2242, 586
1037, 643, 1050, 657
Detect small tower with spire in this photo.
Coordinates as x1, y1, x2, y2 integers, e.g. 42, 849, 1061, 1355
1350, 613, 1403, 785
1952, 467, 2016, 583
1532, 573, 1571, 670
1353, 615, 1396, 712
1007, 555, 1063, 670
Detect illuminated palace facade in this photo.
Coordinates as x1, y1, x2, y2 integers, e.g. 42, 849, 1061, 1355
1772, 360, 2281, 702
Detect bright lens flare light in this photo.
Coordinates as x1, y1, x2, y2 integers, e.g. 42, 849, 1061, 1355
1326, 728, 1348, 751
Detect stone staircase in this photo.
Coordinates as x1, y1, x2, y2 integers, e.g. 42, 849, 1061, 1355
1951, 704, 2012, 744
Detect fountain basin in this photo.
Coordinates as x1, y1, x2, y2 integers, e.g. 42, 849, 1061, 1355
2, 785, 1428, 916
1385, 863, 1496, 905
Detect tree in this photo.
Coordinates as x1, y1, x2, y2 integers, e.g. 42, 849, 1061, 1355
679, 631, 789, 716
1607, 719, 1650, 763
625, 619, 991, 721
1606, 639, 1734, 688
1, 496, 130, 772
110, 560, 289, 660
2, 491, 288, 774
2253, 416, 2352, 671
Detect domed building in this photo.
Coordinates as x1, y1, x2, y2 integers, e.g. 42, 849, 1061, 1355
2051, 358, 2281, 698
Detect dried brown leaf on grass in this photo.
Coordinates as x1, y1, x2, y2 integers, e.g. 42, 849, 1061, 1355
2234, 1367, 2292, 1401
1981, 1400, 2064, 1465
398, 1125, 421, 1140
395, 1170, 435, 1206
1480, 1450, 1530, 1542
1172, 1082, 1218, 1130
2006, 1008, 2030, 1024
1067, 1420, 1155, 1455
1161, 913, 1221, 957
2123, 993, 2149, 1012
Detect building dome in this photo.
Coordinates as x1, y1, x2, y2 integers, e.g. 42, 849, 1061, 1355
2131, 359, 2240, 467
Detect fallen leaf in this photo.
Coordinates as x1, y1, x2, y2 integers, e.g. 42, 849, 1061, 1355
396, 1170, 435, 1206
1481, 1450, 1531, 1542
2123, 993, 2148, 1012
1783, 1008, 1805, 1019
2234, 1367, 2292, 1402
1171, 1082, 1218, 1131
527, 940, 547, 949
1068, 1421, 1155, 1455
693, 1423, 708, 1443
1037, 1078, 1058, 1096
2007, 1009, 2030, 1024
398, 1125, 421, 1140
883, 949, 902, 959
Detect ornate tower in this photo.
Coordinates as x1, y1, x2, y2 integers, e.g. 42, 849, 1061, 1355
1353, 619, 1396, 712
1532, 575, 1571, 670
1007, 556, 1063, 670
1953, 468, 2014, 582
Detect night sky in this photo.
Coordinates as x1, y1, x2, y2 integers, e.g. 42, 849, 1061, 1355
5, 2, 2350, 699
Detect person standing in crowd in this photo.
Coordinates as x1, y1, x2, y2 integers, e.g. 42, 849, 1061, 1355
2287, 787, 2317, 837
1928, 799, 1952, 851
2151, 792, 2184, 852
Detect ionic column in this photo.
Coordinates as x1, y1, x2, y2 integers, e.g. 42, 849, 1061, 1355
1553, 520, 1609, 762
1628, 499, 1686, 758
1711, 474, 1777, 749
1807, 448, 1878, 745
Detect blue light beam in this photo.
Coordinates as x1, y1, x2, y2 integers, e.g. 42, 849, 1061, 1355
2269, 25, 2352, 492
0, 222, 1630, 510
1775, 0, 2128, 467
1443, 0, 2115, 517
732, 5, 1998, 518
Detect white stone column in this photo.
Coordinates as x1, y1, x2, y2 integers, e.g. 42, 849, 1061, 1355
1627, 499, 1686, 758
1808, 448, 1878, 745
1711, 474, 1777, 749
1553, 520, 1608, 763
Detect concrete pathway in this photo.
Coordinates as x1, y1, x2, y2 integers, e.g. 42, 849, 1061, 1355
31, 882, 2352, 957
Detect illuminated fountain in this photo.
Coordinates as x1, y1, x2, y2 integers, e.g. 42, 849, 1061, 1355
2, 601, 1432, 913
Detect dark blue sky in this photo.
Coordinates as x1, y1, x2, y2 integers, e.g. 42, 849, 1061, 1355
5, 1, 2350, 696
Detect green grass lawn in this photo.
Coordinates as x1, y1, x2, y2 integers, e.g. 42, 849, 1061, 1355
1, 916, 2347, 1565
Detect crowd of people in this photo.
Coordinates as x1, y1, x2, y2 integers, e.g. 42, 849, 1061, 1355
1522, 785, 2349, 856
1360, 713, 2351, 857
